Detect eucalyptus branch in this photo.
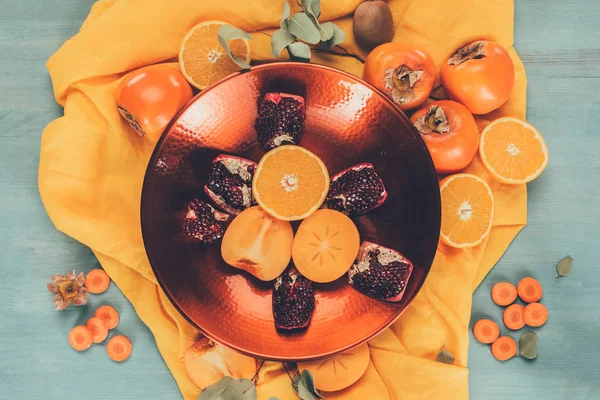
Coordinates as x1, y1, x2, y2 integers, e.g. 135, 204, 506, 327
312, 46, 365, 63
282, 362, 295, 382
252, 359, 266, 383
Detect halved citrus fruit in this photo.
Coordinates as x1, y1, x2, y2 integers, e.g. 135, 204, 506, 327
479, 117, 549, 184
253, 145, 330, 221
179, 21, 251, 90
440, 173, 494, 248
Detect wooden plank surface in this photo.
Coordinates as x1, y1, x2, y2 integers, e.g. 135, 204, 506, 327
0, 0, 598, 399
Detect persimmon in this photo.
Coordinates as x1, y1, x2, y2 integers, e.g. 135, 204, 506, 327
116, 64, 193, 143
363, 42, 436, 111
410, 100, 479, 173
441, 40, 514, 115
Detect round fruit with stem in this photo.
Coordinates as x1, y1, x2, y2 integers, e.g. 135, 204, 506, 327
410, 100, 479, 174
441, 40, 514, 115
116, 64, 193, 143
363, 42, 436, 111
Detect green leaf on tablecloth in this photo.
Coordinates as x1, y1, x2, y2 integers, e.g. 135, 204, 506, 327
519, 332, 538, 359
272, 28, 295, 57
288, 12, 321, 44
292, 370, 323, 400
436, 345, 455, 364
280, 0, 291, 29
218, 24, 252, 69
556, 256, 573, 278
198, 377, 257, 400
288, 42, 312, 62
319, 22, 335, 41
322, 24, 346, 49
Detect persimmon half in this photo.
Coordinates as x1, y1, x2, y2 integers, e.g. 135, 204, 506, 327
441, 40, 514, 115
116, 64, 193, 143
363, 42, 436, 111
410, 100, 479, 174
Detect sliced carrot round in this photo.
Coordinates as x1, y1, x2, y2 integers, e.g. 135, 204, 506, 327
94, 305, 119, 330
107, 335, 133, 362
85, 269, 111, 294
503, 304, 525, 330
524, 302, 548, 327
68, 325, 93, 351
517, 277, 543, 303
473, 319, 500, 344
491, 282, 517, 306
86, 317, 109, 343
491, 336, 517, 361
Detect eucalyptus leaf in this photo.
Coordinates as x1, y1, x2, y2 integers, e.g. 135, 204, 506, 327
319, 22, 335, 41
302, 0, 321, 19
288, 12, 321, 44
323, 24, 346, 49
268, 398, 280, 400
436, 346, 455, 365
287, 41, 312, 62
556, 256, 573, 278
300, 370, 323, 398
280, 0, 291, 29
198, 376, 233, 399
272, 28, 295, 57
217, 24, 252, 69
220, 378, 257, 400
519, 332, 538, 360
292, 375, 302, 393
298, 383, 320, 400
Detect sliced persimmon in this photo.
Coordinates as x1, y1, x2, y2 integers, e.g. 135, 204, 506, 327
517, 277, 543, 303
94, 305, 119, 330
107, 335, 132, 362
491, 282, 517, 306
86, 317, 109, 343
473, 319, 500, 344
68, 326, 93, 351
491, 336, 517, 361
503, 304, 525, 330
523, 302, 548, 327
85, 269, 111, 294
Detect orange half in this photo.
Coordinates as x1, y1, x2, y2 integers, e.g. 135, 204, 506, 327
253, 145, 330, 221
479, 117, 549, 184
440, 173, 494, 248
179, 21, 251, 90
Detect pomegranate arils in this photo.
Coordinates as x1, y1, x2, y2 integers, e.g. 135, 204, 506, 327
183, 199, 231, 244
272, 270, 315, 330
204, 155, 257, 215
326, 163, 388, 216
348, 241, 413, 302
255, 92, 305, 151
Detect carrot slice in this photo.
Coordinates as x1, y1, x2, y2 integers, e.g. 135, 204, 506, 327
473, 319, 500, 344
503, 304, 525, 330
94, 305, 119, 330
491, 282, 517, 306
85, 269, 111, 294
491, 336, 517, 361
68, 325, 93, 351
523, 302, 548, 327
107, 335, 133, 362
517, 277, 543, 303
86, 317, 109, 343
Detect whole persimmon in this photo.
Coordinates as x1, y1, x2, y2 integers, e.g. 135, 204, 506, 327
363, 42, 436, 111
410, 100, 479, 174
116, 64, 193, 143
441, 40, 514, 115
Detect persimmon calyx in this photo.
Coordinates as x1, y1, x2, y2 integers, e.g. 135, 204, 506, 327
414, 105, 450, 135
448, 41, 486, 65
384, 65, 424, 104
117, 105, 146, 137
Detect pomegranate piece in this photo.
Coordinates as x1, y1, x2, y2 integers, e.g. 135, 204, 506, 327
325, 163, 388, 216
348, 241, 413, 302
204, 154, 257, 215
272, 269, 315, 330
183, 199, 231, 244
255, 92, 305, 151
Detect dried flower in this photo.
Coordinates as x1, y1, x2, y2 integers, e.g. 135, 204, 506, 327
46, 271, 88, 310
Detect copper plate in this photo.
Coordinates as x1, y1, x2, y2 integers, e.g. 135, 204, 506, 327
141, 63, 440, 361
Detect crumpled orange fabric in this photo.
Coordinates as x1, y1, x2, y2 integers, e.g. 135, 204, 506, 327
39, 1, 527, 399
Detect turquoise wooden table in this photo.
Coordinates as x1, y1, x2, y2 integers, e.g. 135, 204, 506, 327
1, 1, 598, 399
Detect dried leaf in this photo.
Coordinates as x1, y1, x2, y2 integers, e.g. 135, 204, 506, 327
217, 24, 252, 69
272, 28, 295, 57
47, 283, 59, 294
323, 24, 346, 49
319, 22, 335, 42
436, 346, 455, 365
288, 12, 321, 44
519, 332, 538, 360
288, 41, 312, 62
556, 256, 573, 278
280, 0, 291, 29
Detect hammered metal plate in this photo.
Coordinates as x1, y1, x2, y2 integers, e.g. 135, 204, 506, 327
141, 63, 440, 361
